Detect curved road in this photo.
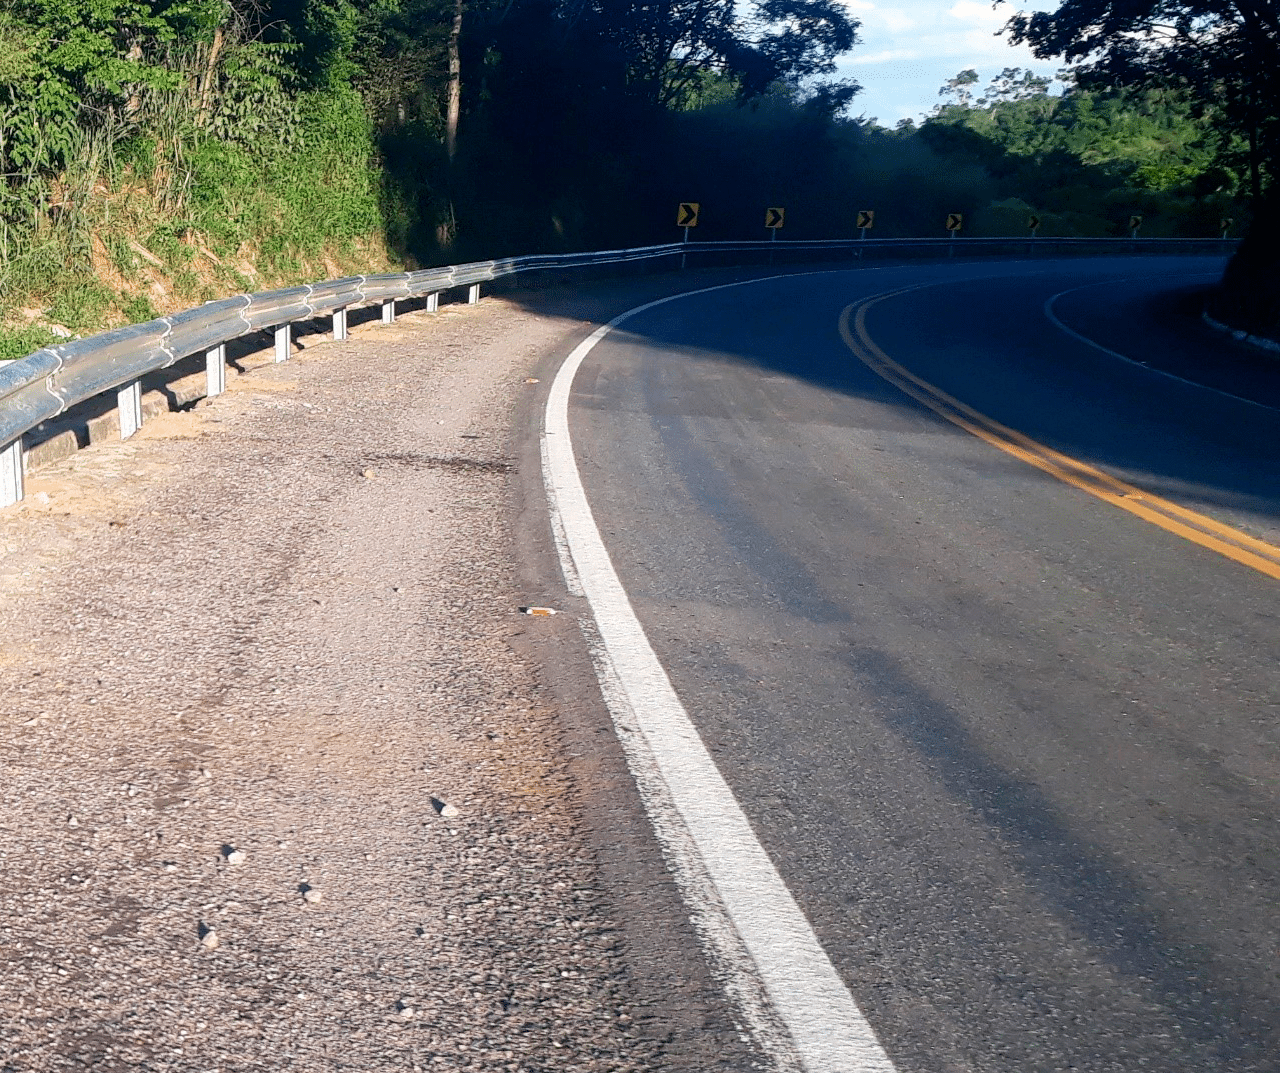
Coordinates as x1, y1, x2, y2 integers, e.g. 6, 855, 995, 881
551, 256, 1280, 1072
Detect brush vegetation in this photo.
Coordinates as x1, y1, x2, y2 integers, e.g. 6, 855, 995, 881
0, 0, 1273, 359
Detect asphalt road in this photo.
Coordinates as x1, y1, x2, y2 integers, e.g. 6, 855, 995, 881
560, 256, 1280, 1072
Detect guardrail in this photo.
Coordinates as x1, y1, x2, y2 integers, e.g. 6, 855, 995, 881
0, 235, 1236, 507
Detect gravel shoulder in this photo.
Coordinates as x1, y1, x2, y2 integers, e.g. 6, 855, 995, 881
0, 278, 764, 1072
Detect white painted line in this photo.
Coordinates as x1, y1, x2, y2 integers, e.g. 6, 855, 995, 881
541, 277, 898, 1073
1043, 275, 1278, 412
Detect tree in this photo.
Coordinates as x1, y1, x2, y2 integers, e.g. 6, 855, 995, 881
560, 0, 859, 108
983, 66, 1052, 104
1004, 0, 1280, 201
938, 68, 978, 108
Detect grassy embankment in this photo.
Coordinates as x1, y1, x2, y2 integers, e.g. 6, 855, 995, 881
0, 90, 400, 362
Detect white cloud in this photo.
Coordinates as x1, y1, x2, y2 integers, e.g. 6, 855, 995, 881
947, 1, 998, 22
879, 9, 920, 32
849, 48, 925, 65
840, 2, 920, 33
833, 0, 1063, 122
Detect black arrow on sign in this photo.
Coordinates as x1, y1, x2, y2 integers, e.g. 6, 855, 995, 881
678, 203, 698, 227
766, 208, 785, 228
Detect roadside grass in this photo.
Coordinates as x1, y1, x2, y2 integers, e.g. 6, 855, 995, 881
0, 90, 401, 362
0, 325, 62, 362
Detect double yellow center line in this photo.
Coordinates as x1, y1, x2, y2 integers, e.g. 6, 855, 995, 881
838, 289, 1280, 581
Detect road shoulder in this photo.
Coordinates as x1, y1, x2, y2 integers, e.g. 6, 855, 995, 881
0, 277, 760, 1072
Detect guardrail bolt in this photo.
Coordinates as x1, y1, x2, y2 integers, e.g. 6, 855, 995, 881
382, 299, 396, 325
274, 324, 291, 363
467, 284, 480, 305
205, 343, 227, 398
333, 307, 348, 342
118, 380, 143, 440
0, 439, 23, 507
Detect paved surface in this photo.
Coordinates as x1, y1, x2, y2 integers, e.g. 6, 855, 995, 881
565, 256, 1280, 1072
0, 280, 770, 1073
3, 254, 1276, 1073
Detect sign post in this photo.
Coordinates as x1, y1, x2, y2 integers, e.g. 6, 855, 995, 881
677, 202, 699, 268
857, 210, 874, 240
765, 207, 785, 263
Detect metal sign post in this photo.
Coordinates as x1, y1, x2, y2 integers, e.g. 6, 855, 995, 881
677, 203, 699, 269
765, 208, 785, 264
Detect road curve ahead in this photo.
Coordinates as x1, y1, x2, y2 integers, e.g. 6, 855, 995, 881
547, 256, 1280, 1073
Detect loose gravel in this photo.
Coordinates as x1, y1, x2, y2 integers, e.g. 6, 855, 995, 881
0, 290, 761, 1072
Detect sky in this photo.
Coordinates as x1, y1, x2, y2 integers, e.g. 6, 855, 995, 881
832, 0, 1063, 126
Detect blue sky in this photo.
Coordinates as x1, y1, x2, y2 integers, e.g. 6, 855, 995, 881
831, 1, 1063, 126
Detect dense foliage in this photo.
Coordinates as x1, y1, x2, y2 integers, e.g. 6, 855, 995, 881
917, 67, 1244, 238
0, 0, 1269, 352
1007, 0, 1280, 201
1006, 0, 1278, 338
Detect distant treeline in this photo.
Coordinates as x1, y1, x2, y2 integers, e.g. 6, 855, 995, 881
641, 71, 1246, 245
0, 0, 1272, 352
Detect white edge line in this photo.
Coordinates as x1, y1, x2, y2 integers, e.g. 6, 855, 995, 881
1042, 276, 1279, 413
1203, 308, 1280, 355
540, 274, 898, 1073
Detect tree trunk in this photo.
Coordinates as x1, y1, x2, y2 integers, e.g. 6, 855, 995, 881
445, 0, 463, 164
1249, 121, 1263, 204
198, 25, 225, 127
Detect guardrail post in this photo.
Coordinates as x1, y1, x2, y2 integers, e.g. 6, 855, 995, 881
426, 293, 439, 313
118, 379, 142, 439
1, 439, 23, 507
467, 284, 480, 305
274, 324, 291, 363
382, 299, 396, 324
333, 307, 348, 341
205, 343, 227, 398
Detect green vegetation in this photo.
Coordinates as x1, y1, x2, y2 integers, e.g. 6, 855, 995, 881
0, 0, 1274, 357
910, 69, 1244, 238
0, 0, 397, 353
1007, 0, 1280, 335
1007, 0, 1279, 204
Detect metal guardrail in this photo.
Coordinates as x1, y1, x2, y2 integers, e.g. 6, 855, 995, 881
0, 235, 1237, 507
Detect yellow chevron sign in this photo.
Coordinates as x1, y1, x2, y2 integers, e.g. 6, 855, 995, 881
946, 213, 963, 232
765, 207, 785, 229
677, 202, 700, 227
857, 210, 874, 230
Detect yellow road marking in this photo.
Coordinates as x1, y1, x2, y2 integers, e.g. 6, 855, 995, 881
838, 292, 1280, 581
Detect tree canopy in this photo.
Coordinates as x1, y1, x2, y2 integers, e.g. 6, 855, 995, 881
1005, 0, 1280, 199
0, 0, 1264, 356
